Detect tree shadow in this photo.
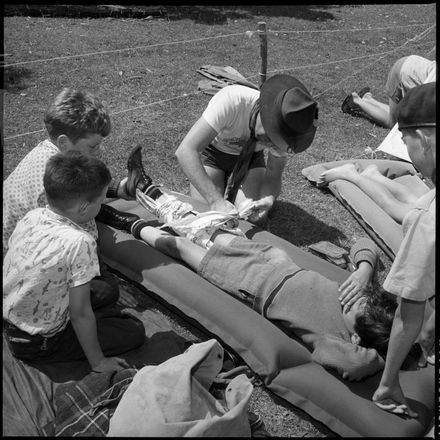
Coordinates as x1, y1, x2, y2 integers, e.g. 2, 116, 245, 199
164, 5, 342, 24
3, 66, 34, 93
267, 200, 347, 248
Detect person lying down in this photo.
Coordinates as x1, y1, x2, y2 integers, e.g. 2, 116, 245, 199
100, 179, 398, 382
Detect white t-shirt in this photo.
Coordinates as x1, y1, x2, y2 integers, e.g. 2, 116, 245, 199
3, 207, 100, 337
202, 85, 286, 158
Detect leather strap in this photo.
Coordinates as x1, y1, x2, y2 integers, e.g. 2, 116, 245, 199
224, 100, 260, 203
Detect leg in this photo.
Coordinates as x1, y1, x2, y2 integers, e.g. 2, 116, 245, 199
361, 164, 420, 203
319, 163, 413, 223
138, 226, 208, 270
235, 167, 265, 206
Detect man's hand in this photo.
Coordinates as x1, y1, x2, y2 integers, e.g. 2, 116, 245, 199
338, 262, 372, 311
246, 196, 273, 226
372, 382, 418, 418
210, 198, 238, 215
92, 356, 130, 373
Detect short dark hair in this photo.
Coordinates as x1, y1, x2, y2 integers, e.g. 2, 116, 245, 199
44, 88, 111, 143
354, 288, 397, 358
44, 151, 112, 209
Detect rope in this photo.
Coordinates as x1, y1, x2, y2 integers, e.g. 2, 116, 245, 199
2, 32, 248, 68
3, 23, 435, 141
268, 22, 434, 34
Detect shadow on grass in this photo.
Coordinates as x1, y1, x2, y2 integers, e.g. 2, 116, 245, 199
3, 66, 34, 93
268, 200, 347, 247
4, 4, 355, 24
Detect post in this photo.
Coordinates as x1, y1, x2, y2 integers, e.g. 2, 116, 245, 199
258, 21, 267, 87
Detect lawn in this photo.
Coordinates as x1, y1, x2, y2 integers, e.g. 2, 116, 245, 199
2, 4, 436, 437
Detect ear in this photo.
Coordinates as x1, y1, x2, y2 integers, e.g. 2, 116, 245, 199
351, 333, 361, 345
57, 134, 73, 152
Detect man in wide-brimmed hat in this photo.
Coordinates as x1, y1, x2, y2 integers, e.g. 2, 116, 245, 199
175, 74, 318, 226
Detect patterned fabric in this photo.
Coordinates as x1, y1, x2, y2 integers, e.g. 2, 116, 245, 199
3, 207, 100, 337
51, 369, 137, 437
2, 139, 97, 253
384, 189, 436, 301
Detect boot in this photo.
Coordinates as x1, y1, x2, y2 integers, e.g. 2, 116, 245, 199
126, 145, 153, 197
96, 204, 141, 233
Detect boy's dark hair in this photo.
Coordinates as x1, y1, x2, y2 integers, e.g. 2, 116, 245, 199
44, 151, 112, 209
354, 288, 397, 358
44, 88, 111, 143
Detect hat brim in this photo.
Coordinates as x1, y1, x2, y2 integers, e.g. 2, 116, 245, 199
260, 74, 317, 153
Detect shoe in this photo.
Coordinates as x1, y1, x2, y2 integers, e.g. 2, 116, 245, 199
136, 188, 194, 223
126, 145, 153, 197
341, 87, 370, 117
96, 204, 141, 233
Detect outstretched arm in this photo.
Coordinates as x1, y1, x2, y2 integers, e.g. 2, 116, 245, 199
175, 117, 236, 214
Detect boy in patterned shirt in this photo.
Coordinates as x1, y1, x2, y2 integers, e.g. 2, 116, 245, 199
3, 152, 145, 372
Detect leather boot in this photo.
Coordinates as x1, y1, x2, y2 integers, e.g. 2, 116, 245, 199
96, 204, 141, 233
126, 145, 153, 197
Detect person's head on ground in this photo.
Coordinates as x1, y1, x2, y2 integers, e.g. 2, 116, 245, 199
44, 88, 111, 158
397, 82, 436, 183
347, 288, 397, 358
44, 151, 112, 223
257, 74, 318, 155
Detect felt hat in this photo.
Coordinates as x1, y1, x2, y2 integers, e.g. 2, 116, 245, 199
397, 82, 436, 130
259, 74, 318, 153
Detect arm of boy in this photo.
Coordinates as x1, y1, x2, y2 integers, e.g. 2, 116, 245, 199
69, 282, 130, 372
339, 261, 374, 311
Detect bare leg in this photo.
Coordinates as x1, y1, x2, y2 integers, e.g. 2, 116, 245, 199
361, 164, 419, 204
319, 163, 413, 223
235, 167, 265, 206
352, 92, 393, 128
138, 226, 207, 270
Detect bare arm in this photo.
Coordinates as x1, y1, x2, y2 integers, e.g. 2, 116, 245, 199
69, 283, 129, 372
175, 117, 235, 213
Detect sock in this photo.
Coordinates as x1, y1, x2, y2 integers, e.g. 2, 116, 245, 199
131, 219, 150, 240
145, 185, 164, 200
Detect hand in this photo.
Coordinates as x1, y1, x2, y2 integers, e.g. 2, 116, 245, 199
92, 356, 130, 373
338, 262, 372, 311
246, 196, 273, 225
416, 328, 435, 367
372, 382, 418, 418
210, 198, 238, 215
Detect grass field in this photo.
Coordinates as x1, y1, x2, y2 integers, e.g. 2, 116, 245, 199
3, 4, 436, 437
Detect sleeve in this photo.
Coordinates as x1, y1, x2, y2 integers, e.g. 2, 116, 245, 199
349, 237, 378, 269
201, 86, 237, 133
311, 335, 385, 381
65, 234, 101, 288
384, 204, 435, 301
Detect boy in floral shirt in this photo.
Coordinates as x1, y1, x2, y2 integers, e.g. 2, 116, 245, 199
3, 152, 145, 372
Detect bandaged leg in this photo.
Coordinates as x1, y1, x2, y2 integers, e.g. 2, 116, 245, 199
136, 187, 245, 249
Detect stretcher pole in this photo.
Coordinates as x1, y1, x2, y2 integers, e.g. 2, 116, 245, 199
257, 21, 267, 87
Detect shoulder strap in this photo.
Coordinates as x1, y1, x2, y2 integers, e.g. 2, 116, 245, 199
224, 100, 260, 203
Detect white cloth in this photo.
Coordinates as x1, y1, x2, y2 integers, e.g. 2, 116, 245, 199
3, 207, 100, 336
108, 339, 253, 437
202, 84, 286, 158
2, 139, 97, 253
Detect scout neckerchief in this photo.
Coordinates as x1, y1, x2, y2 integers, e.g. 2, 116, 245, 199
224, 99, 260, 203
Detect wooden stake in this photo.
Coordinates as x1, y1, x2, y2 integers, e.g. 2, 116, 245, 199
258, 22, 267, 87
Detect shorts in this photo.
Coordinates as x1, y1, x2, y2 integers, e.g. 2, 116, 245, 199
197, 236, 302, 311
385, 55, 436, 103
201, 144, 266, 179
